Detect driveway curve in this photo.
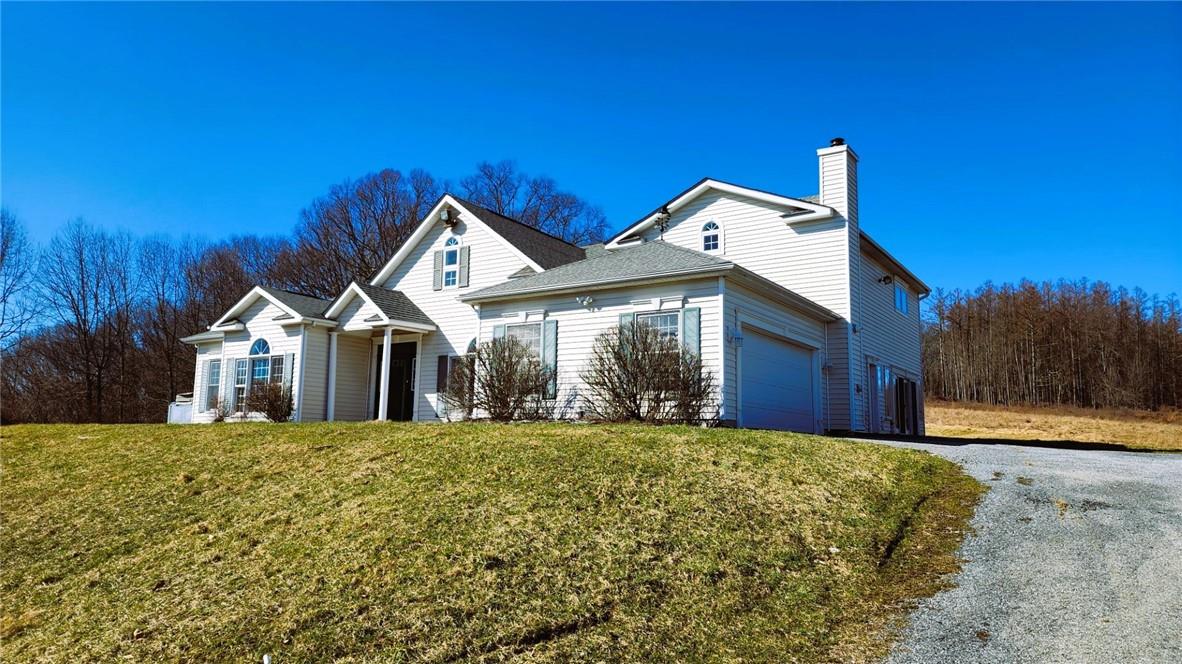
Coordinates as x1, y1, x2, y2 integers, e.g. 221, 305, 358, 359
872, 440, 1182, 663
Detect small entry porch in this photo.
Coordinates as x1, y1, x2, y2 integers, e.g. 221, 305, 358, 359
322, 282, 438, 422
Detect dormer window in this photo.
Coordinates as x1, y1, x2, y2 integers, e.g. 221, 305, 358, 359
440, 236, 462, 288
701, 221, 721, 252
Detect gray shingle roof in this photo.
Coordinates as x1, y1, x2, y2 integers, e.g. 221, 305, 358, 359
259, 286, 333, 319
461, 241, 732, 302
453, 197, 586, 269
353, 283, 435, 326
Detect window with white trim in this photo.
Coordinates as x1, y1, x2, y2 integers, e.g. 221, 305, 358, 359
234, 359, 249, 412
443, 237, 460, 288
206, 359, 221, 411
638, 311, 680, 341
894, 283, 909, 315
506, 322, 542, 358
701, 221, 720, 252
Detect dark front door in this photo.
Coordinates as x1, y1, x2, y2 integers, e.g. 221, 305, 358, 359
373, 341, 417, 421
894, 376, 918, 436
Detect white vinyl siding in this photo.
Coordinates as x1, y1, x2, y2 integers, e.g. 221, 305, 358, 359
479, 278, 723, 420
859, 252, 924, 434
298, 326, 330, 421
721, 281, 828, 428
638, 190, 851, 319
380, 208, 530, 420
190, 341, 223, 423
331, 334, 372, 421
216, 297, 308, 421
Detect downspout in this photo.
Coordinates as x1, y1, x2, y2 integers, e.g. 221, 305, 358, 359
717, 277, 727, 423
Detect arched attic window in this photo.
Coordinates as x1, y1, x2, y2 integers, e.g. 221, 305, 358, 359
249, 339, 270, 356
701, 221, 721, 252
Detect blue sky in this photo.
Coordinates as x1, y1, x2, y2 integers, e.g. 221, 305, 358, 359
3, 2, 1179, 296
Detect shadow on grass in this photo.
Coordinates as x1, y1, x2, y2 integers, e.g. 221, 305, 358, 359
838, 432, 1175, 454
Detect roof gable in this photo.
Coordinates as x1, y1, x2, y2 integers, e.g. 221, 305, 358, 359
369, 194, 585, 286
323, 281, 435, 330
605, 178, 834, 248
212, 286, 332, 328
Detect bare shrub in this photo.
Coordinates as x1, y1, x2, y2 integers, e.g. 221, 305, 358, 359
581, 321, 716, 424
244, 383, 294, 422
441, 336, 554, 422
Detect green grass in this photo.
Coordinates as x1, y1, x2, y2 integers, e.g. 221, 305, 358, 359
1, 423, 982, 662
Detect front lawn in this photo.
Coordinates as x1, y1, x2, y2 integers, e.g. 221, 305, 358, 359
1, 423, 981, 662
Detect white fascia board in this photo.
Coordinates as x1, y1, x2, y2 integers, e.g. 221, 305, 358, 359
180, 330, 225, 345
605, 179, 835, 249
323, 282, 386, 322
368, 195, 544, 287
211, 286, 304, 328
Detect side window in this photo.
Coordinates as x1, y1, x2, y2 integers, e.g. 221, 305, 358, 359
506, 322, 542, 358
701, 221, 721, 252
894, 283, 909, 315
234, 359, 249, 412
638, 311, 680, 341
206, 359, 221, 410
443, 237, 460, 287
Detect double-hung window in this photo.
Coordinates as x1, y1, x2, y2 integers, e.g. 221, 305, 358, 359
894, 283, 909, 315
206, 359, 221, 410
443, 237, 460, 287
506, 322, 542, 358
234, 359, 249, 412
638, 311, 680, 341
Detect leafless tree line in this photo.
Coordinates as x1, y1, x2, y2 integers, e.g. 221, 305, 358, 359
922, 280, 1182, 411
0, 162, 607, 423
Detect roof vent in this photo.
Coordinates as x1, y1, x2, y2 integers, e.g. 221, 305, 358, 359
830, 137, 845, 147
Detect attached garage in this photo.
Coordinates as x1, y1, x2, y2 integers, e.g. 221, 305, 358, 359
739, 326, 818, 432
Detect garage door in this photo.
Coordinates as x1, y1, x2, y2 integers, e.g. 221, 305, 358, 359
740, 327, 816, 432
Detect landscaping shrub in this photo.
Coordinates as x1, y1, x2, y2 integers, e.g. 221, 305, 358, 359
441, 336, 554, 421
244, 383, 294, 422
581, 321, 717, 424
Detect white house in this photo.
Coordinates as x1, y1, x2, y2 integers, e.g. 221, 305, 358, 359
182, 139, 928, 434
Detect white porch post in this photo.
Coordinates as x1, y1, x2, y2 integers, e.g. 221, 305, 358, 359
378, 327, 392, 421
326, 331, 338, 421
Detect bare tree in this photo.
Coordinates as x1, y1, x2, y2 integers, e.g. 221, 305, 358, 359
461, 161, 607, 245
581, 321, 717, 424
270, 169, 441, 297
441, 337, 554, 421
38, 219, 141, 421
0, 209, 40, 350
923, 279, 1181, 410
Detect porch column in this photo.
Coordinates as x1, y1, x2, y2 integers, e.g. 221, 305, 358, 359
326, 331, 338, 421
378, 327, 392, 421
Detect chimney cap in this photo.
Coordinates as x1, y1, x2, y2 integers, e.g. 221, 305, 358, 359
829, 137, 846, 147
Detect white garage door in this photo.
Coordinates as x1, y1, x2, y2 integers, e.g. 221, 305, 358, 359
740, 328, 816, 432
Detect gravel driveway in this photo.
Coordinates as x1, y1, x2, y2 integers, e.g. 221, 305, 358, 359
871, 440, 1182, 663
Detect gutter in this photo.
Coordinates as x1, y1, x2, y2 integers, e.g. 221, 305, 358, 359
459, 265, 734, 304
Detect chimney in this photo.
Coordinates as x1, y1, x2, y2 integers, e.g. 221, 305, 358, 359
816, 137, 858, 228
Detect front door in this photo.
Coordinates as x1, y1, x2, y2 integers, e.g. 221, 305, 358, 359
373, 341, 417, 421
894, 376, 918, 435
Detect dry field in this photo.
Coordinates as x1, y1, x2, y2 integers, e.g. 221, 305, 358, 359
925, 401, 1182, 451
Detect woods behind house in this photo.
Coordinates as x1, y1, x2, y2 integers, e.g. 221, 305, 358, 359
923, 281, 1181, 411
0, 162, 606, 423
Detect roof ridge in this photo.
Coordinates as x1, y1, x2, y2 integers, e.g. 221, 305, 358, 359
450, 195, 584, 251
262, 285, 333, 302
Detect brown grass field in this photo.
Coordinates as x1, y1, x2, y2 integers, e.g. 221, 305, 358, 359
925, 401, 1182, 451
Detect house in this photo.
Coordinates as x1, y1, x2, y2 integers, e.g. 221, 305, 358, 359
181, 139, 928, 434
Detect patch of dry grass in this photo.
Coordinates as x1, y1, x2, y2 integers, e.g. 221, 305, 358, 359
0, 422, 981, 662
926, 401, 1182, 451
